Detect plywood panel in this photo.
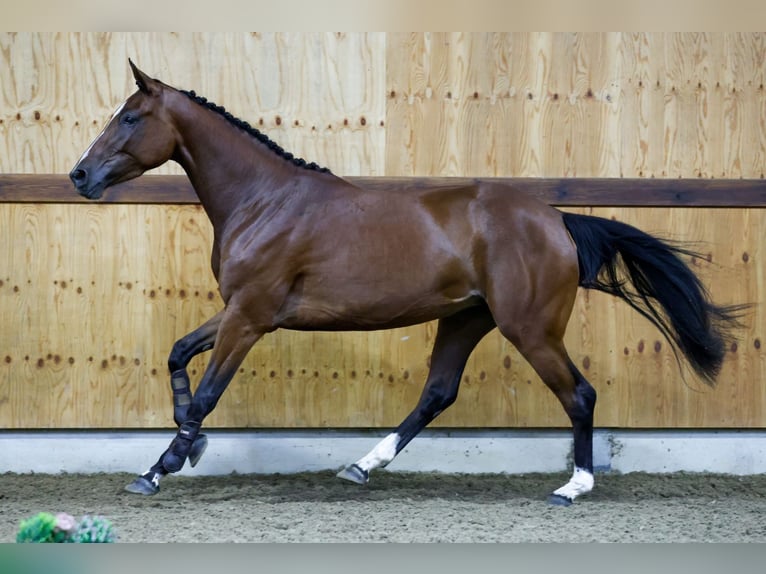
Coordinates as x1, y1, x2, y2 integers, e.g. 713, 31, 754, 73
385, 32, 766, 179
0, 203, 762, 429
1, 33, 763, 179
1, 33, 765, 430
0, 32, 385, 176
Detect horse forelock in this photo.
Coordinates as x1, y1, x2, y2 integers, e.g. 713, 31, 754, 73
179, 89, 332, 175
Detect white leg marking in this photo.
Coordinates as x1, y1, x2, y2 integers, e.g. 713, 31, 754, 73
142, 468, 162, 488
76, 101, 127, 163
355, 433, 400, 473
553, 467, 594, 502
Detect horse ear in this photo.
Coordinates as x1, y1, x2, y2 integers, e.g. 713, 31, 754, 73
129, 59, 158, 96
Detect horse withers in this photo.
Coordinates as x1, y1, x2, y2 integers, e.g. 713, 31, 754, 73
70, 60, 745, 505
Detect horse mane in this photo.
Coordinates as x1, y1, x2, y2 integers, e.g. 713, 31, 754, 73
180, 89, 332, 174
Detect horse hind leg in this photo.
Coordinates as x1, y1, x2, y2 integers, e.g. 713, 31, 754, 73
337, 306, 496, 484
509, 330, 597, 505
546, 357, 596, 506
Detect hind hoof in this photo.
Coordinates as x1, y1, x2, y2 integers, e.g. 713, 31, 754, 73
547, 493, 573, 506
336, 463, 369, 484
125, 476, 159, 496
189, 434, 208, 468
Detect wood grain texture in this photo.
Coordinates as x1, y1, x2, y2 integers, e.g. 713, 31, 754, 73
0, 32, 385, 176
0, 203, 762, 430
1, 33, 765, 430
385, 33, 766, 179
3, 174, 766, 206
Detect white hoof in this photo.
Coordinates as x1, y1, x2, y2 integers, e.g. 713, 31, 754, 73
550, 467, 594, 505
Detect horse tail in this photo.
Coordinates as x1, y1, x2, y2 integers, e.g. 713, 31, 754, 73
561, 211, 747, 386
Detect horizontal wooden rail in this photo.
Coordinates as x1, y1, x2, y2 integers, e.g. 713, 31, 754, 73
2, 174, 766, 206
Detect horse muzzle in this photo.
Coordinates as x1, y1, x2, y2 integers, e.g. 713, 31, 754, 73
69, 166, 106, 200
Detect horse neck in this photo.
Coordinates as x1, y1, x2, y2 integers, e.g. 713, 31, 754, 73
169, 97, 311, 232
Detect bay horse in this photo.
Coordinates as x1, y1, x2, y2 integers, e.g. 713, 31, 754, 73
70, 61, 743, 505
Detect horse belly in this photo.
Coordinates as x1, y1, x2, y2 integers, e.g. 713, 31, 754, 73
273, 192, 485, 330
274, 273, 482, 331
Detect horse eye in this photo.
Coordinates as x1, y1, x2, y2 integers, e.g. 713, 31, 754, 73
121, 114, 137, 126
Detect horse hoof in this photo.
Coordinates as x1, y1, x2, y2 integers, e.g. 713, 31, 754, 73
547, 493, 573, 507
124, 476, 159, 496
336, 463, 369, 485
189, 434, 208, 468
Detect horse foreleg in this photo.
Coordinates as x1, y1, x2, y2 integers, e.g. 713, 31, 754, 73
166, 312, 225, 472
161, 307, 261, 473
124, 312, 225, 495
125, 307, 260, 495
337, 307, 495, 484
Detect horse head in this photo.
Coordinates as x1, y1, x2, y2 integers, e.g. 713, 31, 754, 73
69, 60, 178, 199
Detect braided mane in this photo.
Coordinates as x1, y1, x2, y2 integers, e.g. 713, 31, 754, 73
180, 89, 332, 174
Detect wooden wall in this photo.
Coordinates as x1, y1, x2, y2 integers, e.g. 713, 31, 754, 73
1, 33, 764, 430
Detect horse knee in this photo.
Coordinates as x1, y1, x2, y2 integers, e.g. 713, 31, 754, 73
168, 335, 214, 372
168, 339, 189, 373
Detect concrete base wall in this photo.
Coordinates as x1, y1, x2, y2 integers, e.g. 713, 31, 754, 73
1, 429, 765, 476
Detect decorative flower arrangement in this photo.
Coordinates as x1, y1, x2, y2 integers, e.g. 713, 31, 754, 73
16, 512, 116, 543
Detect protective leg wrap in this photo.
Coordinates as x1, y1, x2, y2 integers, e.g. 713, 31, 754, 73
162, 420, 201, 473
171, 369, 192, 424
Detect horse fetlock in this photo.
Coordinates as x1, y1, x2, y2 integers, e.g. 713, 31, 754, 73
178, 420, 201, 441
162, 421, 202, 472
162, 437, 191, 472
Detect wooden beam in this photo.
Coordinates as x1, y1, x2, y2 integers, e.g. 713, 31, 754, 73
2, 174, 766, 207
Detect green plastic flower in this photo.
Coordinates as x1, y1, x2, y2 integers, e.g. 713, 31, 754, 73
16, 512, 116, 543
16, 512, 72, 543
73, 515, 116, 543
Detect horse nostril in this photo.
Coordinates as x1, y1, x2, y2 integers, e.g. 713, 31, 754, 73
70, 168, 87, 184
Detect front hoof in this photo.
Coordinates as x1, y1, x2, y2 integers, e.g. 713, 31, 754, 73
125, 476, 160, 496
547, 493, 574, 506
336, 463, 369, 485
189, 434, 208, 468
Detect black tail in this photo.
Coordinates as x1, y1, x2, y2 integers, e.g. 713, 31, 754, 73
562, 212, 747, 386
